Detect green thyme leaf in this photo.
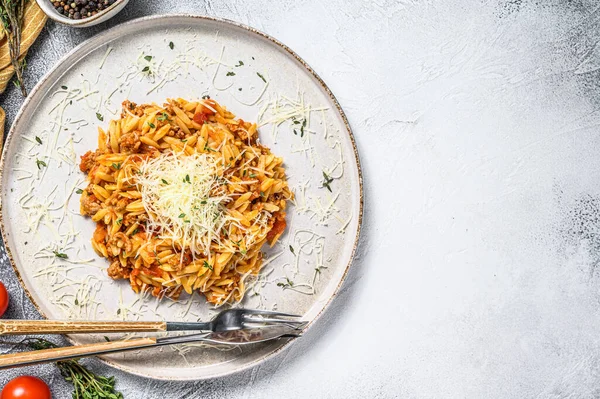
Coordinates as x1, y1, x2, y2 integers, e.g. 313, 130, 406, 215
53, 251, 68, 259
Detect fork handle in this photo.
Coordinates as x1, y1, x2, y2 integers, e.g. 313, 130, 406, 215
0, 338, 158, 369
0, 320, 167, 335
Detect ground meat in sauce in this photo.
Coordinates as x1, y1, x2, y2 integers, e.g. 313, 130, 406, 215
266, 212, 287, 244
107, 259, 130, 279
167, 251, 193, 271
79, 150, 97, 173
119, 132, 141, 153
80, 193, 101, 216
124, 212, 146, 226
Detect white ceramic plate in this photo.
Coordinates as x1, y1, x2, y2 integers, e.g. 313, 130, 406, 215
0, 15, 362, 380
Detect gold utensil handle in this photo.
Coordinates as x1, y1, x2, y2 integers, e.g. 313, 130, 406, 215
0, 338, 157, 369
0, 320, 167, 335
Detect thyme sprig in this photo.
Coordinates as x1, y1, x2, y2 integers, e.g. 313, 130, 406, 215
0, 338, 124, 399
0, 0, 27, 96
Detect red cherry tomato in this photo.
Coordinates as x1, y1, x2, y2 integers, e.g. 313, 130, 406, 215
1, 376, 51, 399
0, 281, 8, 317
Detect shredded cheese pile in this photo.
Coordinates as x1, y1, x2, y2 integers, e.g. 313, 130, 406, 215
136, 151, 232, 258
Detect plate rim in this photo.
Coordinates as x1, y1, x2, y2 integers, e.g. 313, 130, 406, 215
0, 13, 364, 381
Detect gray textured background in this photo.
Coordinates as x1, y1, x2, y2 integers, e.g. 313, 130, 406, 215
4, 0, 600, 398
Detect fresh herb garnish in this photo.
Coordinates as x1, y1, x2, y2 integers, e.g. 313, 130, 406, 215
36, 159, 46, 169
235, 60, 244, 67
157, 112, 169, 121
249, 173, 257, 178
104, 336, 111, 342
203, 261, 213, 271
115, 218, 122, 225
226, 71, 236, 76
74, 298, 79, 305
0, 338, 124, 399
142, 66, 150, 73
61, 85, 68, 90
144, 55, 152, 61
161, 179, 169, 185
277, 278, 294, 288
184, 174, 191, 183
53, 251, 68, 259
96, 112, 104, 121
117, 309, 121, 315
112, 162, 121, 170
0, 1, 28, 95
148, 121, 156, 128
289, 245, 295, 254
35, 136, 42, 144
76, 189, 83, 194
322, 171, 333, 192
257, 72, 267, 83
169, 41, 174, 50
178, 213, 185, 218
131, 228, 140, 235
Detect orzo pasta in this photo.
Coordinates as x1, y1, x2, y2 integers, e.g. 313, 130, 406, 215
79, 98, 292, 305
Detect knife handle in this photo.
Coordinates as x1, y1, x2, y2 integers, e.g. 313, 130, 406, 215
0, 338, 158, 369
0, 320, 167, 335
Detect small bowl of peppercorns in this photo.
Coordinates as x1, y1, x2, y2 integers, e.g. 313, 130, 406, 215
35, 0, 129, 27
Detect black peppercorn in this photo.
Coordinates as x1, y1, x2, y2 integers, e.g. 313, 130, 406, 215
55, 0, 119, 20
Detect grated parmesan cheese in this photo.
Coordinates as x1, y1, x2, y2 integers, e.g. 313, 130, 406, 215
137, 151, 233, 259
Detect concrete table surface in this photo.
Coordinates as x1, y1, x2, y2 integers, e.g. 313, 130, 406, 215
2, 0, 600, 397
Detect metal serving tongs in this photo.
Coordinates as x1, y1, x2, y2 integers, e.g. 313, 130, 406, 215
0, 324, 306, 369
0, 309, 305, 335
